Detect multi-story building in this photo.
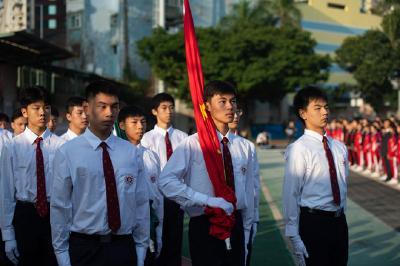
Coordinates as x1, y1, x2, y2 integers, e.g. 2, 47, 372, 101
65, 0, 155, 81
298, 0, 382, 87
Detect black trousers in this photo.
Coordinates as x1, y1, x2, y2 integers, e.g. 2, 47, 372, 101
383, 156, 392, 180
189, 213, 245, 266
299, 210, 348, 266
246, 226, 254, 266
69, 232, 137, 266
157, 198, 184, 266
13, 201, 57, 266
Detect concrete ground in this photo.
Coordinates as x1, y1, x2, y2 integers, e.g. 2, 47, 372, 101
181, 148, 400, 265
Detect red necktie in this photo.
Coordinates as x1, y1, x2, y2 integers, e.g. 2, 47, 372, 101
221, 137, 235, 190
35, 137, 48, 217
100, 142, 121, 232
165, 131, 173, 160
322, 136, 341, 206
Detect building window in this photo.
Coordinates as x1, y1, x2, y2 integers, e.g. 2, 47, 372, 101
48, 19, 57, 29
48, 5, 57, 15
69, 13, 82, 29
327, 3, 346, 10
110, 13, 118, 28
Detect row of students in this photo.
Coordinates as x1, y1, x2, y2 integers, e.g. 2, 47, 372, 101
0, 80, 260, 266
326, 118, 400, 187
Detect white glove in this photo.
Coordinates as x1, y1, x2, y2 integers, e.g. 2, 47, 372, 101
289, 235, 309, 266
206, 197, 234, 215
244, 229, 251, 261
155, 224, 163, 257
136, 246, 147, 266
251, 223, 258, 243
5, 240, 19, 265
55, 252, 72, 266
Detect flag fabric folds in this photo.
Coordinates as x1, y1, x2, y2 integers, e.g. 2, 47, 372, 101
183, 0, 237, 243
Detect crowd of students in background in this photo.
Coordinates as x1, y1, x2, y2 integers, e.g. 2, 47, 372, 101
326, 116, 400, 187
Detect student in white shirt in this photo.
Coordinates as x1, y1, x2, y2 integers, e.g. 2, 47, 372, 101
60, 96, 88, 141
118, 105, 163, 265
10, 109, 27, 137
282, 86, 349, 266
158, 81, 255, 266
47, 106, 59, 133
141, 93, 187, 266
0, 113, 13, 139
228, 108, 260, 266
50, 80, 150, 266
0, 135, 13, 266
0, 86, 65, 266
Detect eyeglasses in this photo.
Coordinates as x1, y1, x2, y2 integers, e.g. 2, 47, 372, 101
236, 109, 243, 116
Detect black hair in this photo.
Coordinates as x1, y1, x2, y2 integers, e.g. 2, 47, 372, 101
0, 112, 10, 123
118, 105, 146, 123
11, 109, 23, 122
51, 106, 59, 118
151, 93, 175, 111
293, 85, 328, 125
203, 80, 237, 102
66, 96, 86, 113
85, 80, 119, 100
19, 86, 50, 108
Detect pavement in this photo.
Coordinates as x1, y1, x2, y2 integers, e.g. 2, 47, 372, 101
259, 148, 400, 266
181, 148, 400, 265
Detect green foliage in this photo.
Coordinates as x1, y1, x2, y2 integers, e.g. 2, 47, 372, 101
137, 0, 329, 104
336, 30, 396, 110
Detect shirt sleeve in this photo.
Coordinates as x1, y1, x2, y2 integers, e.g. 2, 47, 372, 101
133, 153, 150, 265
0, 143, 16, 241
157, 139, 209, 207
50, 148, 73, 265
251, 144, 260, 223
282, 143, 307, 237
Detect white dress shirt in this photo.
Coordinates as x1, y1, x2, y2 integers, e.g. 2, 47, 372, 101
0, 127, 65, 241
141, 125, 188, 169
137, 144, 164, 252
157, 131, 256, 234
50, 129, 150, 266
60, 128, 79, 142
282, 129, 348, 237
0, 128, 13, 140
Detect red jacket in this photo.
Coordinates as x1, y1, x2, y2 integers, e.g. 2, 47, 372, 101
354, 132, 363, 151
388, 135, 397, 159
363, 133, 371, 153
371, 133, 381, 156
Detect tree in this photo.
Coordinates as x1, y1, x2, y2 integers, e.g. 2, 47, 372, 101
137, 25, 330, 104
336, 30, 396, 110
260, 0, 302, 28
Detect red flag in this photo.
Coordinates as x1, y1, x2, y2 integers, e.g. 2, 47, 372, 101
183, 0, 237, 243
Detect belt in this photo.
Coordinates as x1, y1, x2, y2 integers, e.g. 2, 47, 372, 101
300, 207, 344, 218
70, 232, 132, 243
16, 200, 49, 208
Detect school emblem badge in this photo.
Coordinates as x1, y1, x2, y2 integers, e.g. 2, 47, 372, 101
241, 166, 247, 175
125, 175, 134, 185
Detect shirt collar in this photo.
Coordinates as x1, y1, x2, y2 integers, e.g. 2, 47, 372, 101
217, 130, 234, 144
304, 129, 326, 142
154, 124, 173, 137
83, 128, 116, 151
24, 127, 51, 145
67, 128, 79, 138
